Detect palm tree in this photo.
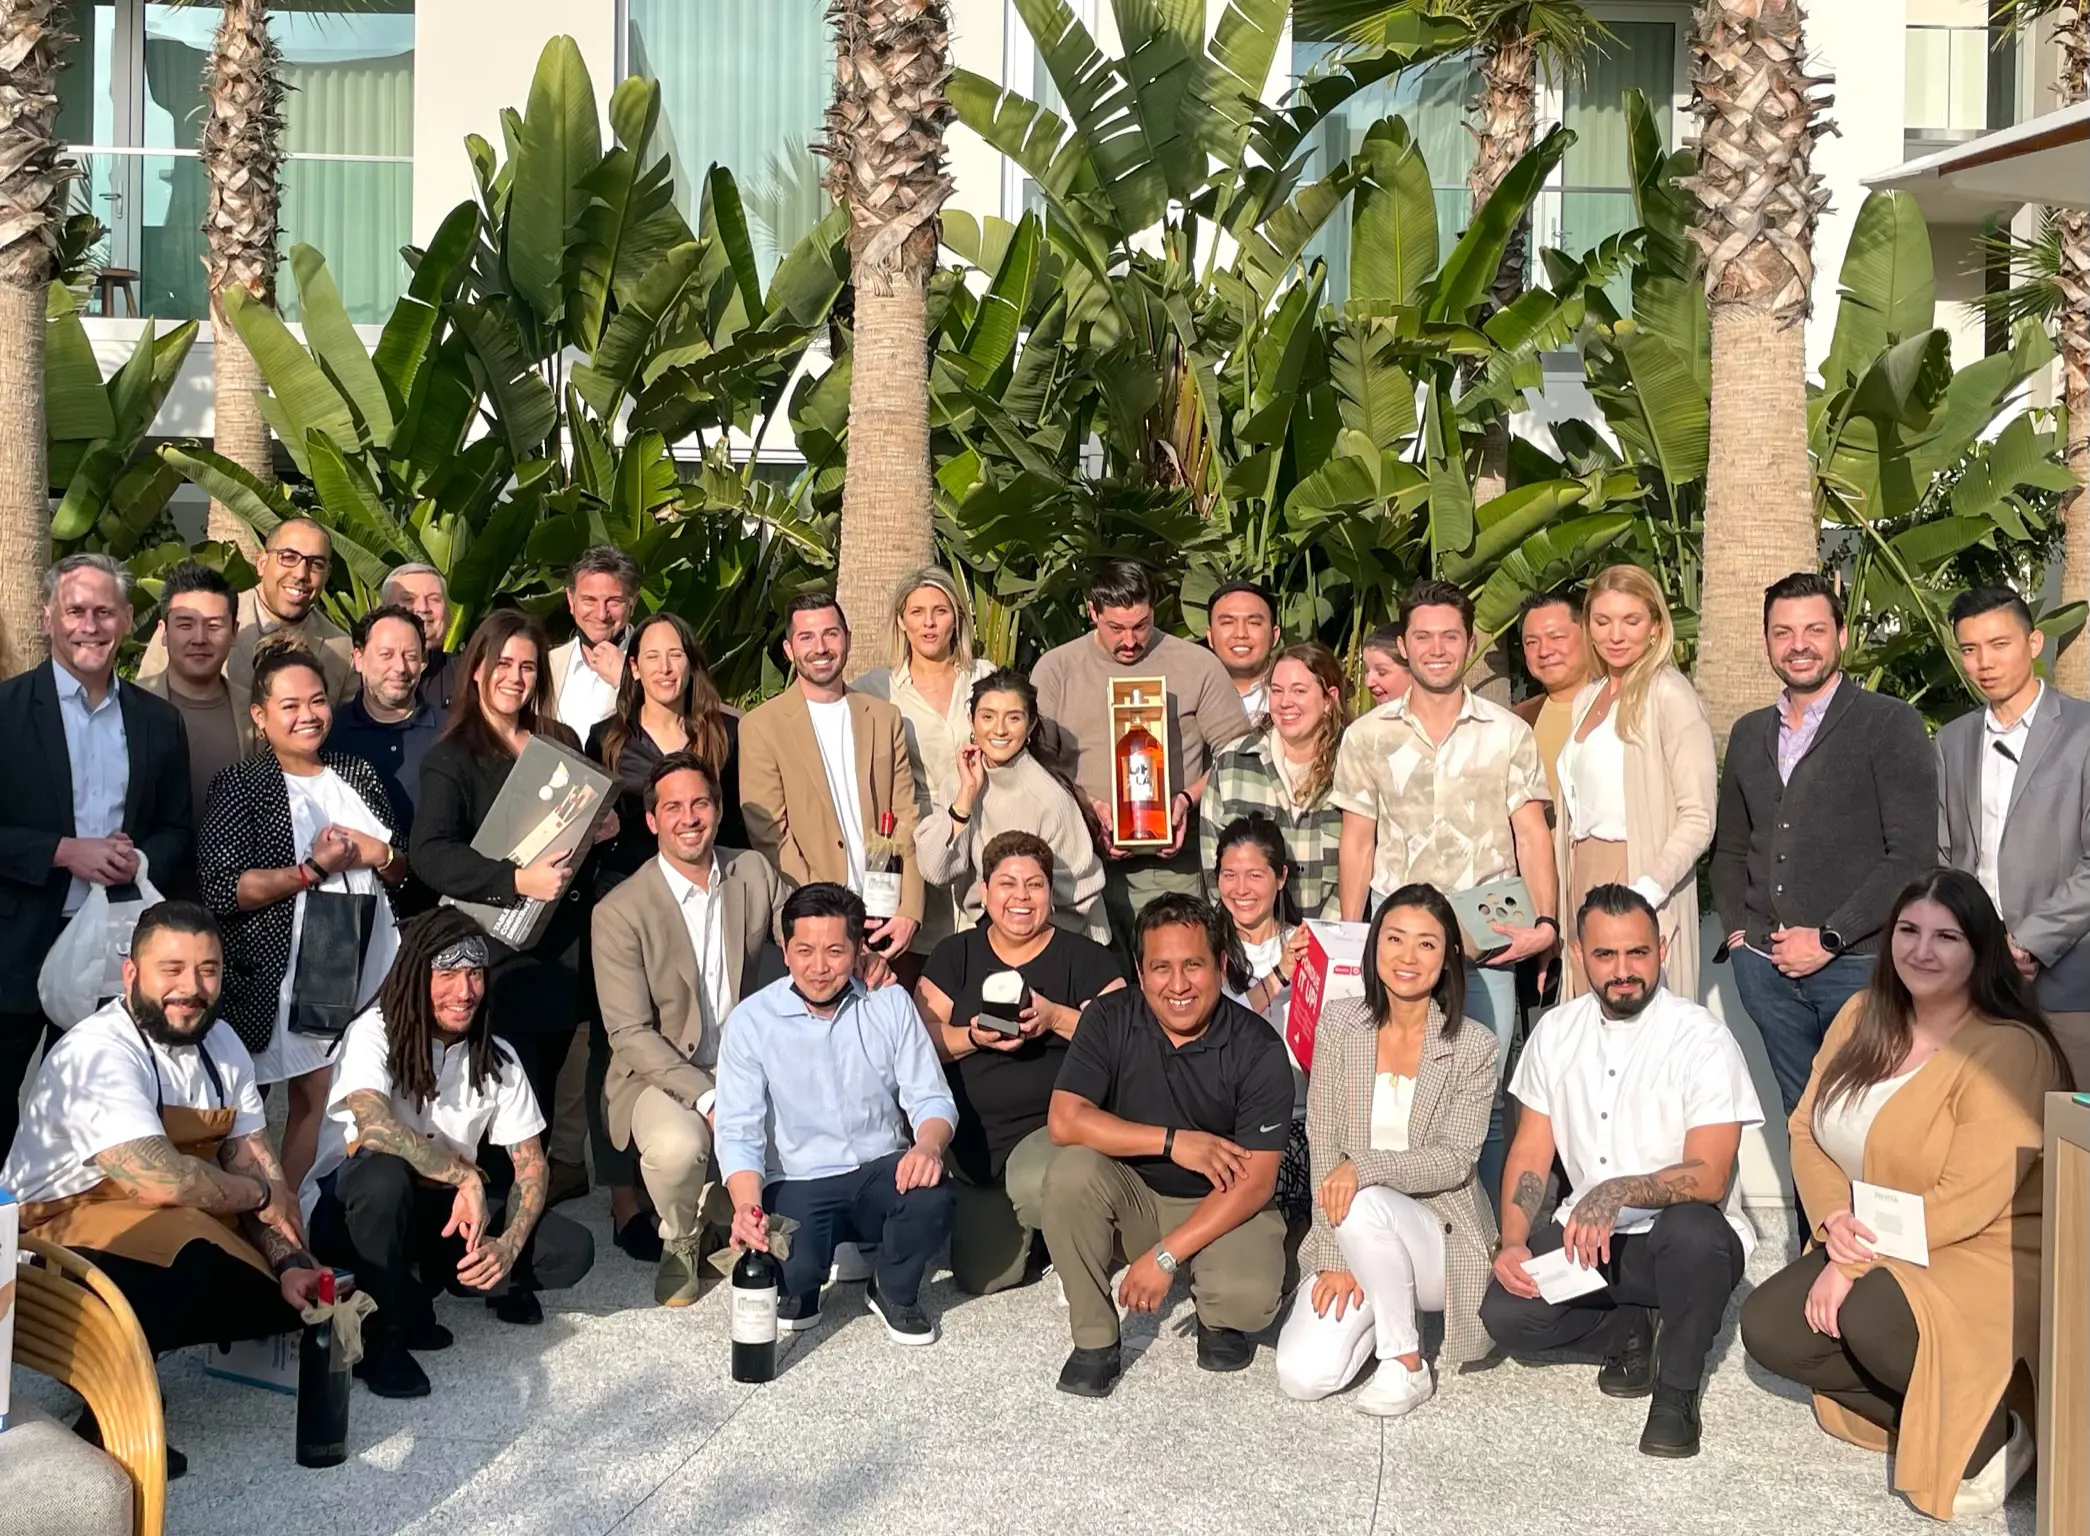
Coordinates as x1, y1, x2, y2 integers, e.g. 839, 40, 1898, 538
199, 0, 286, 558
1684, 0, 1832, 752
0, 0, 70, 676
823, 0, 953, 676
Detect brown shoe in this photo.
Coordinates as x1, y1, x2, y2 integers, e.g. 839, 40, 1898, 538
547, 1159, 590, 1206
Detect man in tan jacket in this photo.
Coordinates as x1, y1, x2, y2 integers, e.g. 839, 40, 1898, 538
739, 593, 925, 966
592, 751, 782, 1306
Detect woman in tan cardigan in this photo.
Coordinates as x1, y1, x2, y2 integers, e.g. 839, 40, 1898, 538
1553, 564, 1716, 1000
1275, 883, 1499, 1417
1741, 868, 2072, 1521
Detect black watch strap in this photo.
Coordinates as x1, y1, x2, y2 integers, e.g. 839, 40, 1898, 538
1535, 914, 1560, 935
1163, 1126, 1177, 1159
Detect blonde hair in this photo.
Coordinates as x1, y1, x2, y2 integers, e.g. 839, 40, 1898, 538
1584, 564, 1677, 744
888, 566, 976, 674
1269, 642, 1350, 808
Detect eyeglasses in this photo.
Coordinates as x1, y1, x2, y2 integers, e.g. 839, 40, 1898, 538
269, 548, 332, 576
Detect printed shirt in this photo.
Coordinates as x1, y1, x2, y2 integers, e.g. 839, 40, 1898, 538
1330, 690, 1549, 898
1199, 732, 1344, 919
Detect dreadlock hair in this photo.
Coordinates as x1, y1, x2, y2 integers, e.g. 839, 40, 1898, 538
377, 908, 501, 1114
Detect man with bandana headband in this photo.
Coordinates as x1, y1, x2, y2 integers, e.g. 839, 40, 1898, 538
302, 908, 563, 1399
3, 901, 319, 1478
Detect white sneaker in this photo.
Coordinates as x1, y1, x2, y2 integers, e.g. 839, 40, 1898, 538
1953, 1412, 2033, 1518
1353, 1359, 1434, 1419
828, 1243, 876, 1284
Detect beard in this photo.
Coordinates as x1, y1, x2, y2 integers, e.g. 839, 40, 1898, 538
1594, 975, 1658, 1021
1770, 654, 1837, 692
127, 980, 219, 1048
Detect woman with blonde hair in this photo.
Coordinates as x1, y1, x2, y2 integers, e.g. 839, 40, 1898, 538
1199, 642, 1351, 919
854, 566, 997, 955
1553, 564, 1717, 999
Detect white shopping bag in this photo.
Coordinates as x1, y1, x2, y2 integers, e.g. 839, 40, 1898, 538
38, 852, 164, 1030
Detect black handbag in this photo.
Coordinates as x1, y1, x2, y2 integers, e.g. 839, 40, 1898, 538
288, 875, 378, 1040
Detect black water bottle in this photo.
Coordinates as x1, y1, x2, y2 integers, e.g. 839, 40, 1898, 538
295, 1271, 351, 1468
730, 1246, 781, 1383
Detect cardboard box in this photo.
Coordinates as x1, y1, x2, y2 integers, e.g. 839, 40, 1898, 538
1284, 920, 1370, 1074
1, 1187, 17, 1432
1106, 676, 1174, 849
201, 1331, 299, 1396
441, 734, 614, 948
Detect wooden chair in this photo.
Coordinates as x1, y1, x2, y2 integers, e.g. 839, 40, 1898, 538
13, 1236, 167, 1536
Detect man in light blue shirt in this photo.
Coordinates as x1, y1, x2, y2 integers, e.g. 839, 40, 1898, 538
718, 883, 957, 1345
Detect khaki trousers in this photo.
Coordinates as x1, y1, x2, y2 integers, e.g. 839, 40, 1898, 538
1040, 1143, 1287, 1349
949, 1127, 1063, 1296
629, 1083, 725, 1242
2048, 1011, 2090, 1096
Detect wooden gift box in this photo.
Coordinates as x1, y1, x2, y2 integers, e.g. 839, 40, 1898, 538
1107, 676, 1173, 849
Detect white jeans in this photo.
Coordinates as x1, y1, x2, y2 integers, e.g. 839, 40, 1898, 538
1275, 1186, 1447, 1400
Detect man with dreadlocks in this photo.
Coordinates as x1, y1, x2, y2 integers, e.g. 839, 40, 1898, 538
301, 908, 556, 1398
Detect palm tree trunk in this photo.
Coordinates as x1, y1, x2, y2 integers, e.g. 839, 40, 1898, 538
1469, 25, 1537, 506
2054, 207, 2088, 695
824, 0, 953, 678
0, 0, 70, 677
201, 0, 285, 558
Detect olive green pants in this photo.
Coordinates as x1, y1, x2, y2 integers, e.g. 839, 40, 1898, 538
949, 1126, 1063, 1296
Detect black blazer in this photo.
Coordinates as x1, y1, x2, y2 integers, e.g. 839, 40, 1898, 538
196, 751, 397, 1053
583, 711, 745, 894
0, 661, 192, 1014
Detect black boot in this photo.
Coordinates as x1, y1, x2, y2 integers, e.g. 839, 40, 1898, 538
1056, 1343, 1123, 1398
1639, 1383, 1702, 1458
353, 1332, 432, 1399
1597, 1310, 1658, 1399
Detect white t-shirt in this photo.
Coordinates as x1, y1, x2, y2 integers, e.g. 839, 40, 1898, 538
1370, 1072, 1416, 1152
0, 998, 267, 1204
300, 1002, 547, 1222
806, 696, 867, 891
1509, 987, 1764, 1256
1812, 1067, 1919, 1182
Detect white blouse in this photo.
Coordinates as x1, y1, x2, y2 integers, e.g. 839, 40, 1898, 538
1812, 1066, 1920, 1181
1560, 703, 1630, 841
1369, 1072, 1417, 1152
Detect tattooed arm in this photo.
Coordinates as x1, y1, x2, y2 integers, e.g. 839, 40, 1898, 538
219, 1130, 311, 1269
92, 1135, 269, 1214
1490, 1107, 1558, 1300
343, 1089, 483, 1188
457, 1135, 547, 1292
1560, 1121, 1745, 1268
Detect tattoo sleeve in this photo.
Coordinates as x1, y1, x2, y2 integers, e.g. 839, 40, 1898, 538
344, 1089, 481, 1187
92, 1135, 264, 1215
1511, 1170, 1545, 1225
499, 1136, 548, 1254
220, 1131, 307, 1265
1572, 1160, 1710, 1228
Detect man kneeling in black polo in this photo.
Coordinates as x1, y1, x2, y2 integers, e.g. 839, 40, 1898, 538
1042, 892, 1293, 1396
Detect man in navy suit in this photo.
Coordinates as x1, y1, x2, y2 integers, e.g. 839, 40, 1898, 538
0, 554, 192, 1153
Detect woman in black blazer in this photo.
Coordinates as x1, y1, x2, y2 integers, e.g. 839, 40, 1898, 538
197, 644, 404, 1191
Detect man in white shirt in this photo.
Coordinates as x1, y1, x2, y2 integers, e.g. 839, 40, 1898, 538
593, 752, 785, 1306
304, 909, 573, 1399
1480, 884, 1762, 1460
1206, 580, 1279, 723
546, 544, 638, 737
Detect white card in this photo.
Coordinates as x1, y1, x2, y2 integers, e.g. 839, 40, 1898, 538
1853, 1181, 1930, 1267
1522, 1247, 1609, 1304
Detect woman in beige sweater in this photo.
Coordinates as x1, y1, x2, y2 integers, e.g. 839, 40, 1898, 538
914, 669, 1107, 944
1553, 564, 1716, 999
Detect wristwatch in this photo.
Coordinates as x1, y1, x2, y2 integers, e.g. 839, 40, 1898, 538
1819, 927, 1846, 955
1154, 1247, 1179, 1275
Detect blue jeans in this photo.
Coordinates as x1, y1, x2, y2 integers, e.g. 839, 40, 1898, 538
765, 1151, 956, 1310
1465, 961, 1518, 1212
1730, 945, 1876, 1119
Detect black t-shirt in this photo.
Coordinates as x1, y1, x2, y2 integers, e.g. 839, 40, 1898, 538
1052, 989, 1295, 1199
922, 924, 1123, 1183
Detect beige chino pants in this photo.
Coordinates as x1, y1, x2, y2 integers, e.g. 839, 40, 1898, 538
628, 1083, 727, 1243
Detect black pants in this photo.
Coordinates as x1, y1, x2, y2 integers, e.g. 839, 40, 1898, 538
766, 1151, 956, 1309
1740, 1246, 2010, 1477
308, 1150, 543, 1334
76, 1239, 299, 1357
0, 1007, 53, 1156
1479, 1204, 1746, 1391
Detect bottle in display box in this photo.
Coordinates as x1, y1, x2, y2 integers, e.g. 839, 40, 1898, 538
863, 810, 904, 921
1110, 680, 1171, 846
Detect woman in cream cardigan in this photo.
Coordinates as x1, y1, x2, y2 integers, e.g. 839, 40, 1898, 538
1741, 868, 2070, 1520
1553, 564, 1716, 999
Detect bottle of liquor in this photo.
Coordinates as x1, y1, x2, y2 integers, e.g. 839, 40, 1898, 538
295, 1270, 351, 1469
863, 809, 903, 923
730, 1245, 782, 1383
1114, 693, 1168, 844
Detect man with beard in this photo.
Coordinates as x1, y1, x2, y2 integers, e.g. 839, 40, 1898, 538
327, 604, 440, 848
139, 517, 356, 702
1480, 885, 1762, 1459
3, 901, 319, 1474
1710, 572, 1933, 1120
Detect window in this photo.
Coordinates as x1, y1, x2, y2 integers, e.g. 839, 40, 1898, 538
57, 1, 415, 325
1905, 23, 2018, 153
1001, 0, 1097, 221
1553, 19, 1688, 264
624, 0, 831, 282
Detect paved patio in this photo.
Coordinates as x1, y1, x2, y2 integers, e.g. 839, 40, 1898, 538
16, 1194, 2038, 1535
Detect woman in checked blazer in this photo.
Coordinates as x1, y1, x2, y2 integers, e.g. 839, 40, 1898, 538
1275, 883, 1499, 1417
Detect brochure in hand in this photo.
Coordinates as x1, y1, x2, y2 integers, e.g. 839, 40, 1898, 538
440, 735, 614, 949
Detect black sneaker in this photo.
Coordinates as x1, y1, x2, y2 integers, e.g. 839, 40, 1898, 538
778, 1291, 823, 1334
403, 1317, 455, 1352
614, 1211, 664, 1264
1598, 1310, 1658, 1398
353, 1335, 433, 1399
1195, 1322, 1256, 1373
489, 1287, 543, 1326
1639, 1383, 1702, 1458
865, 1279, 937, 1346
1056, 1343, 1123, 1398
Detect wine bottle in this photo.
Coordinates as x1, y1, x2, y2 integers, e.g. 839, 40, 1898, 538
1114, 693, 1168, 843
295, 1271, 351, 1469
730, 1247, 781, 1383
863, 808, 903, 921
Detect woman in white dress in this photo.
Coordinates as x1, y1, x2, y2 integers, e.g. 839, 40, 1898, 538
197, 643, 405, 1190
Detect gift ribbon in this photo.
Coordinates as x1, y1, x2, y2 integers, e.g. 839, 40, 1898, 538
300, 1288, 380, 1366
705, 1213, 801, 1278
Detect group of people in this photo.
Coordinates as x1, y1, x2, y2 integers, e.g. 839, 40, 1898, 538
1, 532, 2083, 1523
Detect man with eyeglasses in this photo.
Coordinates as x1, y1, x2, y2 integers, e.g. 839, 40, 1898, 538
138, 518, 356, 703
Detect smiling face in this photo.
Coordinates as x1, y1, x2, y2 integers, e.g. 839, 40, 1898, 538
783, 604, 850, 688
1375, 904, 1447, 1005
1519, 599, 1588, 694
44, 566, 132, 684
1361, 643, 1410, 706
1889, 897, 1975, 1010
971, 688, 1033, 767
1765, 594, 1844, 693
1138, 919, 1223, 1040
1575, 905, 1666, 1021
161, 589, 235, 688
260, 522, 332, 623
1215, 842, 1284, 934
1954, 607, 2043, 709
252, 662, 332, 762
568, 571, 633, 647
429, 964, 486, 1039
475, 633, 540, 725
648, 766, 719, 871
355, 613, 426, 712
1398, 603, 1473, 696
899, 584, 957, 666
387, 570, 450, 652
634, 619, 691, 708
983, 854, 1052, 942
1266, 655, 1335, 746
1090, 601, 1154, 665
784, 913, 858, 1008
1587, 588, 1658, 676
1208, 590, 1276, 685
123, 925, 224, 1048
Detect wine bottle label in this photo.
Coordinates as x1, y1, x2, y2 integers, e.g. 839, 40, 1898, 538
862, 869, 903, 918
731, 1285, 779, 1344
1126, 752, 1159, 804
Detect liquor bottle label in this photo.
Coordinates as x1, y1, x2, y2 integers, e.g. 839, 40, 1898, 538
862, 869, 903, 918
1126, 752, 1159, 803
731, 1285, 779, 1344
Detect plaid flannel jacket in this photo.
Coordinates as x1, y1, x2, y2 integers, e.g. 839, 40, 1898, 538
1198, 733, 1344, 920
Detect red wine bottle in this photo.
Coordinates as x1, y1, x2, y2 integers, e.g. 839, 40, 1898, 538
730, 1247, 781, 1383
295, 1270, 351, 1468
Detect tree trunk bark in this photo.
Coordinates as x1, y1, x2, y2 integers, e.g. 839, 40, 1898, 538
2052, 207, 2088, 696
1698, 305, 1815, 750
209, 299, 269, 556
0, 278, 49, 677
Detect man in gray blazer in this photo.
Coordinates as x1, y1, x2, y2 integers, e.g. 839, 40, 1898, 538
592, 751, 783, 1307
1937, 586, 2090, 1089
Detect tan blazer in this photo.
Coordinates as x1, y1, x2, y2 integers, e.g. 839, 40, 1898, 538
1789, 1001, 2061, 1520
1555, 666, 1716, 998
737, 687, 925, 922
137, 587, 356, 704
1301, 996, 1500, 1365
591, 848, 782, 1150
135, 669, 255, 757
